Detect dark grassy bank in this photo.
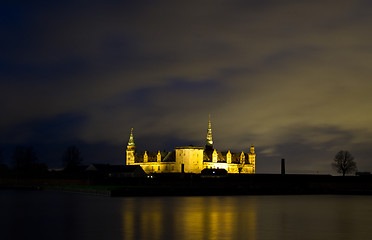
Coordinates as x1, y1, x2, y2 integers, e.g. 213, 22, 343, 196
2, 173, 372, 196
108, 174, 372, 196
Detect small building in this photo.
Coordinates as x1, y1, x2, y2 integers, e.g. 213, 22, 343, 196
86, 164, 147, 178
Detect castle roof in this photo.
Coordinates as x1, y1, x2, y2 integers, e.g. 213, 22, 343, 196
162, 151, 175, 162
175, 146, 204, 150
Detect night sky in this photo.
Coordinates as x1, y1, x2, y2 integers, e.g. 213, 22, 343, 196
1, 0, 371, 174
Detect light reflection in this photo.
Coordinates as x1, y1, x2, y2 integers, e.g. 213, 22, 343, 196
121, 196, 257, 240
123, 210, 134, 240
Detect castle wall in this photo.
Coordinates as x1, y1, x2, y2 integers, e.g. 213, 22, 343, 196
203, 162, 255, 174
136, 162, 177, 174
127, 149, 255, 174
175, 147, 204, 173
128, 157, 255, 174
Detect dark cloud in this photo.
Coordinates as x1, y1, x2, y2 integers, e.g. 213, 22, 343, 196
1, 0, 371, 172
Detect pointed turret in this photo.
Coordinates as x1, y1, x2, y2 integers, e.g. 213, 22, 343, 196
248, 144, 256, 173
226, 150, 232, 164
127, 128, 135, 148
205, 114, 214, 151
126, 128, 136, 165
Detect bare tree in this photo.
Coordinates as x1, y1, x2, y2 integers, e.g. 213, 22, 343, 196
332, 150, 357, 176
0, 148, 3, 164
13, 146, 38, 170
62, 146, 83, 171
0, 149, 8, 174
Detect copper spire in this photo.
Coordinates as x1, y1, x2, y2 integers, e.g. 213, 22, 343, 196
206, 114, 213, 149
128, 128, 135, 147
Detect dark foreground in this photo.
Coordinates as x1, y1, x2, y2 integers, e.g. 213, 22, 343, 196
2, 173, 372, 196
2, 191, 372, 240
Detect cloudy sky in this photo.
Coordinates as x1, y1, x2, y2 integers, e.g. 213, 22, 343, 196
1, 0, 371, 173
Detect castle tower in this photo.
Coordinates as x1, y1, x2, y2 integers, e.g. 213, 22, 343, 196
248, 144, 256, 173
205, 114, 214, 151
212, 149, 218, 163
240, 151, 245, 165
226, 150, 232, 164
126, 128, 136, 165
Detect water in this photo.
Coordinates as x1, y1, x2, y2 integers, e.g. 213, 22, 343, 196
1, 190, 372, 240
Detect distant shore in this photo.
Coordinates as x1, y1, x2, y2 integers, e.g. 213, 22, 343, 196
2, 174, 372, 197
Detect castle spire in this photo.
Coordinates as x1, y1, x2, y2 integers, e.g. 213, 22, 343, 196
250, 144, 255, 154
205, 114, 213, 150
127, 128, 135, 147
126, 128, 136, 165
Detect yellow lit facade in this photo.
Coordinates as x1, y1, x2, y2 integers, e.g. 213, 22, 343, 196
125, 118, 256, 174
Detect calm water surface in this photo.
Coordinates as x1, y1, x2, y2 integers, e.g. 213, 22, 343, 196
1, 190, 372, 240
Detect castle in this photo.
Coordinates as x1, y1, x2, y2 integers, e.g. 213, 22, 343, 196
126, 117, 256, 174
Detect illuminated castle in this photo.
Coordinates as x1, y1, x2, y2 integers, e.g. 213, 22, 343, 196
126, 117, 256, 174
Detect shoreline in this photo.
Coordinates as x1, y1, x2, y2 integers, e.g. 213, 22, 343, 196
2, 173, 372, 197
2, 185, 372, 197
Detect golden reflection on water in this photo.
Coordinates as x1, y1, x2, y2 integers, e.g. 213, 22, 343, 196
121, 196, 257, 240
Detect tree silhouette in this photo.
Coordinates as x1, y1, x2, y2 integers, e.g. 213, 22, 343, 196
11, 146, 47, 176
0, 149, 5, 167
332, 150, 357, 176
13, 146, 38, 170
0, 149, 9, 175
62, 146, 83, 171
